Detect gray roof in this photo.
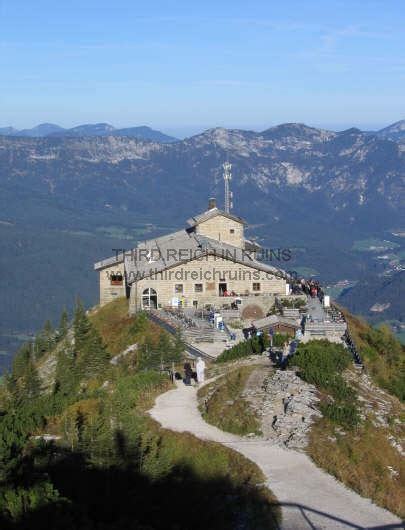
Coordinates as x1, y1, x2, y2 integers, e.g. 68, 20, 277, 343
187, 207, 246, 227
252, 314, 301, 330
94, 253, 124, 271
124, 229, 289, 285
244, 238, 262, 251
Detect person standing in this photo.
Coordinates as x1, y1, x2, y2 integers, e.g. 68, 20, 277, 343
183, 361, 193, 386
196, 357, 206, 383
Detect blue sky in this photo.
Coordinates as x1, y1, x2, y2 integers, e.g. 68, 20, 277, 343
0, 0, 404, 137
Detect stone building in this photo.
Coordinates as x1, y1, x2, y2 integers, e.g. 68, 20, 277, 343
94, 199, 290, 319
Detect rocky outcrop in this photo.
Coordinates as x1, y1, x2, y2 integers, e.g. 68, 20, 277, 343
244, 368, 322, 449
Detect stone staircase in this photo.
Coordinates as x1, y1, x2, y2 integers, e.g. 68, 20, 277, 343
153, 308, 228, 344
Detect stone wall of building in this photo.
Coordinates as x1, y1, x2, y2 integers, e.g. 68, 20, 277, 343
99, 261, 126, 306
129, 254, 285, 312
195, 216, 244, 247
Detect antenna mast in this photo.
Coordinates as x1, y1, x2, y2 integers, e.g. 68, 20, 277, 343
223, 161, 232, 213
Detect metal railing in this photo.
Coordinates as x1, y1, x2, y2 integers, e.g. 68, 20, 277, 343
330, 302, 363, 366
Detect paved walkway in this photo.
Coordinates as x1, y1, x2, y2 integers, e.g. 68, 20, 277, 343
307, 295, 327, 322
149, 381, 403, 530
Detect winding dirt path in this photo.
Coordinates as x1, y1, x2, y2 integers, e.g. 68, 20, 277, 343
149, 381, 403, 530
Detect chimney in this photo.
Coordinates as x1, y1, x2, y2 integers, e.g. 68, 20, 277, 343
208, 197, 217, 210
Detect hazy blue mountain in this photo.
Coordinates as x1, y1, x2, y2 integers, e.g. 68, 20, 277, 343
261, 122, 334, 142
113, 125, 178, 142
0, 122, 177, 143
50, 123, 177, 142
0, 123, 64, 137
376, 120, 405, 142
0, 126, 19, 136
48, 122, 116, 137
19, 123, 65, 137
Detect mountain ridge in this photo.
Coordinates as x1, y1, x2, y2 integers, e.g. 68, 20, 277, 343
0, 122, 178, 143
376, 119, 405, 142
2, 119, 405, 142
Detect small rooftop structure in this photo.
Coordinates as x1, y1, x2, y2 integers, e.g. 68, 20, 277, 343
187, 206, 246, 228
252, 315, 301, 337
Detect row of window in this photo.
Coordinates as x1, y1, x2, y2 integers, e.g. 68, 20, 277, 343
174, 282, 261, 293
111, 276, 262, 293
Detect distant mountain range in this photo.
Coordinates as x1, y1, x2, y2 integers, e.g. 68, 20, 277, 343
1, 122, 403, 219
0, 123, 178, 143
1, 119, 405, 142
0, 121, 404, 367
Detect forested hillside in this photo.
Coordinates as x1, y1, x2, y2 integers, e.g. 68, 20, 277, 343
0, 299, 279, 530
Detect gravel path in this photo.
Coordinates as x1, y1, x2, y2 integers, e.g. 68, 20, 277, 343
149, 381, 403, 530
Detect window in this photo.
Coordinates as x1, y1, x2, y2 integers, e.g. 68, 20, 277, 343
193, 300, 198, 308
194, 283, 203, 292
230, 228, 235, 234
174, 284, 183, 294
110, 272, 123, 285
142, 288, 157, 309
252, 282, 261, 292
219, 282, 227, 296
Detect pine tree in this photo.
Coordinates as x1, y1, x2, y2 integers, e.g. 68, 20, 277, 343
43, 319, 53, 341
138, 336, 160, 370
54, 348, 78, 396
79, 325, 110, 378
23, 358, 41, 398
173, 330, 185, 359
73, 300, 109, 379
11, 343, 31, 380
157, 332, 173, 364
34, 333, 46, 358
41, 319, 55, 352
73, 300, 91, 351
58, 307, 69, 339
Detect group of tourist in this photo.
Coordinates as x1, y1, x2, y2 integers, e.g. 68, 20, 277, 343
183, 357, 206, 386
242, 326, 264, 339
299, 278, 321, 298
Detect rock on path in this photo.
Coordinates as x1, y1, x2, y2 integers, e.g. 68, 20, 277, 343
149, 381, 403, 530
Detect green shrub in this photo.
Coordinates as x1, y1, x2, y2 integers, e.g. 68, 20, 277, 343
290, 340, 359, 428
280, 298, 306, 308
272, 333, 290, 347
292, 340, 351, 387
319, 401, 359, 429
216, 333, 269, 363
358, 325, 405, 402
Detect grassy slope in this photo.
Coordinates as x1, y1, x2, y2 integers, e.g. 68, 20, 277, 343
199, 365, 262, 436
341, 307, 405, 400
1, 300, 281, 529
308, 419, 405, 518
89, 298, 163, 355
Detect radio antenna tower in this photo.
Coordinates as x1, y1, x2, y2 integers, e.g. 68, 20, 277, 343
223, 161, 233, 213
